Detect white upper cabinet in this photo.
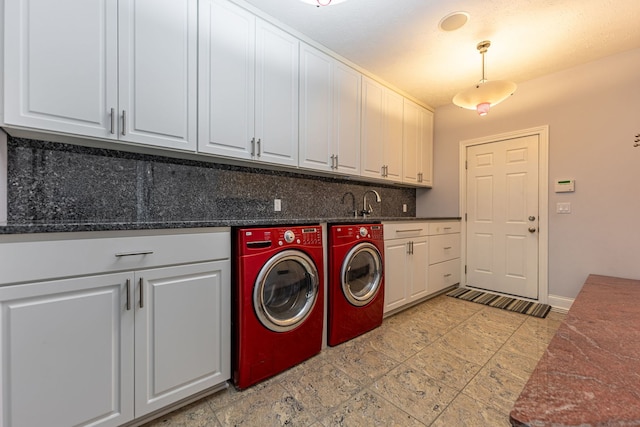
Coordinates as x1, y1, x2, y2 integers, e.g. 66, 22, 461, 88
361, 77, 385, 179
118, 0, 198, 150
199, 0, 299, 167
3, 0, 198, 151
361, 76, 403, 183
299, 43, 361, 175
3, 0, 118, 138
403, 99, 433, 187
419, 106, 434, 187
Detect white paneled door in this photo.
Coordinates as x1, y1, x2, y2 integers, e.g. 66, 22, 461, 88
466, 135, 539, 299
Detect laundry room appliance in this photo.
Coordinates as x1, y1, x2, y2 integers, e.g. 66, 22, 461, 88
327, 224, 384, 346
234, 225, 324, 389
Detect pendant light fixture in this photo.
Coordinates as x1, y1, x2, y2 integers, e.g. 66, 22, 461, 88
453, 41, 517, 116
299, 0, 348, 6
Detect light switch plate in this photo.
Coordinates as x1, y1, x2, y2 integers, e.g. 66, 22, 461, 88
557, 202, 571, 214
274, 199, 282, 212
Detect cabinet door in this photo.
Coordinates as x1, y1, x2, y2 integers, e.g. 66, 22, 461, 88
383, 90, 404, 183
198, 0, 255, 160
402, 99, 420, 185
408, 237, 429, 302
333, 62, 362, 175
418, 107, 434, 187
254, 19, 299, 167
134, 261, 230, 416
0, 273, 134, 427
299, 43, 333, 172
118, 0, 197, 151
383, 238, 409, 314
361, 77, 385, 179
3, 0, 118, 138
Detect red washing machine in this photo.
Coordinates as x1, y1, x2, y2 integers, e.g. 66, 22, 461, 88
234, 225, 324, 389
328, 224, 384, 346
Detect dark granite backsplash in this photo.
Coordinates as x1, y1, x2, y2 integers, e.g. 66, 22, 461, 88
6, 136, 416, 224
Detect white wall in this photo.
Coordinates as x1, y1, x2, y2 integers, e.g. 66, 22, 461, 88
417, 48, 640, 299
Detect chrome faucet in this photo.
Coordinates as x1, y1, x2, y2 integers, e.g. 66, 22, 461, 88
341, 192, 358, 218
361, 190, 381, 218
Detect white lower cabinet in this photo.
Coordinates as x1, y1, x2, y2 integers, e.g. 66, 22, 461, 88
0, 229, 230, 427
427, 221, 461, 294
383, 222, 429, 314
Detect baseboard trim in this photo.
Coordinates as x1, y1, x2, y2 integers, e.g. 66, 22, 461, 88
548, 294, 574, 313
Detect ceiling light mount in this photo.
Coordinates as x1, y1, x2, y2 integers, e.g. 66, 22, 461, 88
299, 0, 348, 6
453, 40, 517, 116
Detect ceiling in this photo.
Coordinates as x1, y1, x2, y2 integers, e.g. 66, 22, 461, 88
239, 0, 640, 109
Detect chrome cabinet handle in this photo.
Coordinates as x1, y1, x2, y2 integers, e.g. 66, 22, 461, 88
330, 154, 336, 169
256, 138, 261, 157
444, 273, 452, 278
529, 216, 536, 221
528, 227, 537, 233
110, 108, 115, 134
125, 279, 131, 311
335, 155, 338, 169
396, 229, 423, 233
139, 277, 144, 308
251, 137, 255, 156
444, 246, 452, 250
115, 250, 154, 257
121, 110, 127, 136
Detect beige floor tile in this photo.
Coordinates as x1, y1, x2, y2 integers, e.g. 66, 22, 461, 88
516, 315, 564, 343
214, 383, 318, 427
488, 348, 540, 382
469, 306, 528, 332
322, 338, 399, 386
502, 331, 551, 361
278, 362, 362, 420
141, 399, 221, 427
320, 390, 424, 427
430, 393, 511, 427
432, 326, 503, 366
404, 345, 482, 390
371, 365, 458, 425
462, 363, 527, 414
419, 295, 483, 318
366, 320, 439, 362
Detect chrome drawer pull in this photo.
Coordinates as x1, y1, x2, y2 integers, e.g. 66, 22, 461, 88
125, 279, 131, 311
396, 229, 423, 233
444, 246, 452, 250
115, 250, 154, 258
444, 273, 452, 278
139, 277, 144, 308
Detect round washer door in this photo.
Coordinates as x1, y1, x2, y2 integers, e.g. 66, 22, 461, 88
253, 249, 320, 332
341, 242, 383, 306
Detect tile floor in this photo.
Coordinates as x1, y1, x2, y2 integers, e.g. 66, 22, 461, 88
142, 294, 565, 427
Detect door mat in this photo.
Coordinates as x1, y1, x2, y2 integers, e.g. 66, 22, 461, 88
446, 287, 552, 318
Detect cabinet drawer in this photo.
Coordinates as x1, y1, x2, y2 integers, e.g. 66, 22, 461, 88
0, 228, 230, 286
428, 221, 460, 235
428, 258, 461, 294
383, 222, 429, 239
429, 233, 460, 264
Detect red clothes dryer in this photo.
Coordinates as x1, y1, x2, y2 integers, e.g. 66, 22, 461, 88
328, 224, 384, 346
234, 225, 324, 389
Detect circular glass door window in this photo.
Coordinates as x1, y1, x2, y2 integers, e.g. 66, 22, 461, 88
341, 243, 382, 306
254, 250, 319, 332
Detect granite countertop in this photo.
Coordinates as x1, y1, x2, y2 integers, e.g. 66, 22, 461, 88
510, 274, 640, 427
0, 217, 461, 235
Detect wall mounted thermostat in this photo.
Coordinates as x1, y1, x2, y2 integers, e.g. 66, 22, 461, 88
554, 179, 575, 193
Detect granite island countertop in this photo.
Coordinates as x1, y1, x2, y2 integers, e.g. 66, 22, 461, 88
510, 274, 640, 427
0, 217, 461, 235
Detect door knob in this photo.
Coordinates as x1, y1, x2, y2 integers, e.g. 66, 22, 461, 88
528, 227, 537, 233
528, 216, 536, 221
